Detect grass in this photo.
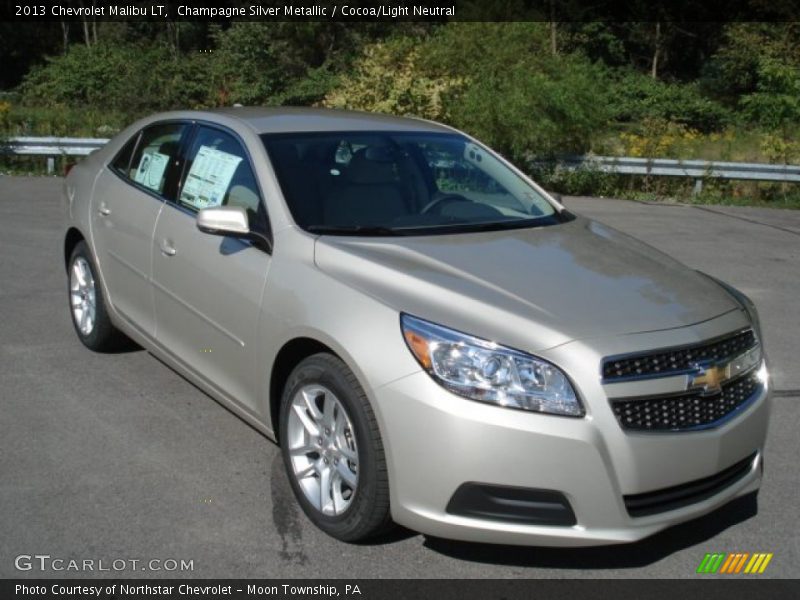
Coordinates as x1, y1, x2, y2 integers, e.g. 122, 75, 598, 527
0, 155, 72, 176
609, 178, 800, 210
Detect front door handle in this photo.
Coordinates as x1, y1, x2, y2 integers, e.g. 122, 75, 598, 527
97, 203, 111, 216
159, 240, 177, 256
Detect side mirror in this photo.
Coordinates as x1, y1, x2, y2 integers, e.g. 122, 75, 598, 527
197, 206, 250, 236
196, 206, 272, 253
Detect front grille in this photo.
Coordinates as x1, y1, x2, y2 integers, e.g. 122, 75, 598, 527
612, 370, 761, 432
624, 452, 757, 517
603, 329, 756, 381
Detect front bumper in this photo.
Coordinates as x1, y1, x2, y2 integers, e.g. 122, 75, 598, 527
372, 313, 770, 546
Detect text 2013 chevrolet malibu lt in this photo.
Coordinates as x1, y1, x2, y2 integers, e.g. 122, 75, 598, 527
62, 108, 769, 545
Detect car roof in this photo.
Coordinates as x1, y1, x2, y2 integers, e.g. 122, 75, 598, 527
201, 106, 457, 135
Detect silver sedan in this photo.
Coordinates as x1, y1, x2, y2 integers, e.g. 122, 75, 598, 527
62, 108, 770, 545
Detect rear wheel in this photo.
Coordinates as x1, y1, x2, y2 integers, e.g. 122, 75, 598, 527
68, 241, 128, 352
279, 353, 392, 542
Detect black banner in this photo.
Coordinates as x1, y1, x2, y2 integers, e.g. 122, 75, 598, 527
3, 580, 800, 600
2, 0, 800, 22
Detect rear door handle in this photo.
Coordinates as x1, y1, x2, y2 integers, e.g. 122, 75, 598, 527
97, 203, 111, 216
159, 240, 177, 256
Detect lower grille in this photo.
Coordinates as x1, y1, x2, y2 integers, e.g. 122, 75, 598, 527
624, 452, 757, 517
612, 370, 761, 432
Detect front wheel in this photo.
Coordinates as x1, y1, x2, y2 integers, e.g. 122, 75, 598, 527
279, 353, 392, 542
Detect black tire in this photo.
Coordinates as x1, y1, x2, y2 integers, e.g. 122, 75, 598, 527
279, 353, 393, 542
67, 241, 129, 352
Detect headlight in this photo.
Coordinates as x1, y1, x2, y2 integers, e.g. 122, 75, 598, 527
401, 314, 583, 417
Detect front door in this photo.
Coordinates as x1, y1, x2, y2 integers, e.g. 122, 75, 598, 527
151, 124, 271, 415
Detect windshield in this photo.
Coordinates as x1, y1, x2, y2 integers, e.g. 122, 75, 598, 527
261, 131, 568, 236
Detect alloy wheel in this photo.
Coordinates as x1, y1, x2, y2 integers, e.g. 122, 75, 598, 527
286, 384, 359, 516
70, 256, 96, 336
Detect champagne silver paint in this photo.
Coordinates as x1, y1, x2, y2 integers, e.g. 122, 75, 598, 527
62, 108, 770, 545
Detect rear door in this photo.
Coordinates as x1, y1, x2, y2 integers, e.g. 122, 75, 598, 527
151, 124, 272, 415
91, 121, 189, 336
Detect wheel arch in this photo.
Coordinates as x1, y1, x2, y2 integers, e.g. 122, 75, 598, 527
64, 227, 86, 270
269, 337, 340, 442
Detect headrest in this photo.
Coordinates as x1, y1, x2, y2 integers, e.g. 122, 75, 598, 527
227, 184, 260, 212
158, 141, 179, 156
347, 146, 399, 185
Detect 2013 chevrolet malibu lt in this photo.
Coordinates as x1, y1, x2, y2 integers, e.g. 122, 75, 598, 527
62, 108, 770, 545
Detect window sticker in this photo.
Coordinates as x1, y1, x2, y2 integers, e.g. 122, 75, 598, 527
179, 145, 243, 210
133, 150, 170, 191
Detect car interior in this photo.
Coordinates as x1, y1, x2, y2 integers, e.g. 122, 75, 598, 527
264, 134, 539, 230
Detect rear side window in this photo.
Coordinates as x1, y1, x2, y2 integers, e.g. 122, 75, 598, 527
127, 122, 188, 198
111, 132, 139, 176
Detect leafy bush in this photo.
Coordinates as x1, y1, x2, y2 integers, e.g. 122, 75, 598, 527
20, 41, 208, 116
322, 35, 461, 120
701, 23, 800, 102
426, 23, 611, 162
610, 71, 730, 133
532, 160, 621, 197
2, 104, 127, 137
740, 59, 800, 132
617, 118, 704, 158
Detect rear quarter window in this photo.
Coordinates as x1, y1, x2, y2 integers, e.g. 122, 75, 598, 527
111, 122, 188, 200
110, 132, 140, 178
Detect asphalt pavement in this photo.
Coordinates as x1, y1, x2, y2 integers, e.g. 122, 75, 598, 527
0, 177, 797, 578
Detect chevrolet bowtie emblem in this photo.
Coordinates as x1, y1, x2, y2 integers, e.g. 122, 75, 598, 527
688, 363, 730, 395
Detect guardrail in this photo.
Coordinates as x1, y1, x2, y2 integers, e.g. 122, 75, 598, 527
551, 155, 800, 194
1, 136, 109, 173
2, 137, 800, 190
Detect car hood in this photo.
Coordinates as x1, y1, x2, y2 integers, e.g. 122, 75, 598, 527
313, 217, 739, 352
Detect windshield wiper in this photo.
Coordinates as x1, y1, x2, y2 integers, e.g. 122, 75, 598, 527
305, 225, 407, 236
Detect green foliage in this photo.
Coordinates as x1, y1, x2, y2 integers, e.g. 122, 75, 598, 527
701, 23, 800, 102
20, 41, 208, 116
532, 162, 621, 197
425, 23, 611, 161
5, 20, 800, 208
322, 35, 460, 120
2, 104, 127, 137
610, 71, 730, 133
322, 23, 612, 163
740, 59, 800, 131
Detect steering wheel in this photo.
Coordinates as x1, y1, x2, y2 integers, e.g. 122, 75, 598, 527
421, 193, 472, 215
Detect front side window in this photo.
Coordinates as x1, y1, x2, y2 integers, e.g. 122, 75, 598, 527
127, 122, 188, 198
262, 131, 567, 236
177, 126, 266, 233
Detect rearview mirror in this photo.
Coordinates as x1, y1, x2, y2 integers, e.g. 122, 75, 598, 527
196, 206, 272, 253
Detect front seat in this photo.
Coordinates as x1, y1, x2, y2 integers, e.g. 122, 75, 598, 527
323, 147, 410, 225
